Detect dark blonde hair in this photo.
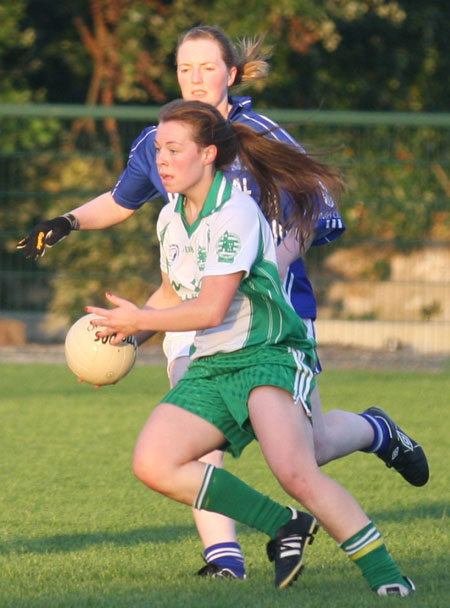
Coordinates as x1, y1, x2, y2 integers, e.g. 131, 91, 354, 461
159, 99, 343, 249
176, 25, 270, 87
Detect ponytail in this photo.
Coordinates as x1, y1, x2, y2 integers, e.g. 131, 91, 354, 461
234, 35, 271, 87
176, 26, 271, 89
231, 123, 343, 247
159, 99, 344, 250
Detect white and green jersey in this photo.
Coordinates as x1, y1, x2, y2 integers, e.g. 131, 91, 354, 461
157, 172, 313, 360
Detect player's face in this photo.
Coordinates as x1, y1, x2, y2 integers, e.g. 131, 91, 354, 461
176, 39, 237, 116
155, 120, 215, 198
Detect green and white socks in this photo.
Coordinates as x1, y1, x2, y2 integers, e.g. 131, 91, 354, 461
194, 464, 291, 538
194, 465, 413, 594
340, 522, 413, 594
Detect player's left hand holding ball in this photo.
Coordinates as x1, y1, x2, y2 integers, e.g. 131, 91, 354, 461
86, 292, 142, 345
65, 311, 137, 386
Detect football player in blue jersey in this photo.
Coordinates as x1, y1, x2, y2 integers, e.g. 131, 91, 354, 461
17, 25, 428, 583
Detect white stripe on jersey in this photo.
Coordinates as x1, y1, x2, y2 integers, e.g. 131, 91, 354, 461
217, 175, 227, 205
258, 265, 286, 343
112, 126, 157, 197
241, 112, 299, 146
129, 126, 157, 155
284, 271, 295, 301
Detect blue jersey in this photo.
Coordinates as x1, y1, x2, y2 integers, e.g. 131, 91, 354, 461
112, 95, 345, 319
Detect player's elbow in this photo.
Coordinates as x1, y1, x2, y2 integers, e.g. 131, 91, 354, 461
202, 307, 227, 328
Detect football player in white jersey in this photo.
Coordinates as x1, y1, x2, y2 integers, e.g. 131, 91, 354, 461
86, 99, 415, 596
17, 25, 427, 583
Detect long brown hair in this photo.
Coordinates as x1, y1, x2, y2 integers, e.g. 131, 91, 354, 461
176, 25, 270, 87
159, 99, 343, 248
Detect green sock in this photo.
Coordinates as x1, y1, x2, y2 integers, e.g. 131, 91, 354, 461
194, 465, 291, 538
340, 522, 406, 591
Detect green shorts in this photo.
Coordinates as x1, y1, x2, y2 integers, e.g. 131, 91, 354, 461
160, 344, 316, 458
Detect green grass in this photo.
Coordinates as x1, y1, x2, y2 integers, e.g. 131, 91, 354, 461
1, 362, 449, 607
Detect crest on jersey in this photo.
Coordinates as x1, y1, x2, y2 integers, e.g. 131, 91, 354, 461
216, 231, 241, 263
169, 244, 179, 264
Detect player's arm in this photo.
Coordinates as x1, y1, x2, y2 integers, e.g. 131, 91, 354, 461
86, 271, 244, 344
133, 270, 182, 346
16, 191, 135, 260
276, 229, 315, 281
71, 191, 135, 229
17, 127, 161, 260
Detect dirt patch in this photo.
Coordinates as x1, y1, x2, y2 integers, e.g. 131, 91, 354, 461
0, 343, 448, 373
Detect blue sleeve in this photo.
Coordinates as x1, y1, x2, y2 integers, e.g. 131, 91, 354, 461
111, 127, 166, 209
310, 189, 346, 246
312, 215, 346, 246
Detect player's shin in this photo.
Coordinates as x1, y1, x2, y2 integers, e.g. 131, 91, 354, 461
194, 465, 291, 538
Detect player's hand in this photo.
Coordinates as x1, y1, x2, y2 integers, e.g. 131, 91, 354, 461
16, 213, 79, 260
86, 293, 141, 345
77, 377, 102, 389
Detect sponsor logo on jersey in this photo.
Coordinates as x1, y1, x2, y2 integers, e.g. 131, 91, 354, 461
197, 246, 207, 271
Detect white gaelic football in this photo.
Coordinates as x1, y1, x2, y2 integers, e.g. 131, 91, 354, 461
65, 313, 137, 386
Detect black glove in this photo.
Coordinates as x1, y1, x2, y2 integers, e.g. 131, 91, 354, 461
16, 213, 79, 260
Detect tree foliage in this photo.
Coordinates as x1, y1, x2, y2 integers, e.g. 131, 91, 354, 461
4, 0, 448, 111
1, 0, 449, 317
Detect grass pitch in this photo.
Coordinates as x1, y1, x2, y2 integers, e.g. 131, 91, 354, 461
1, 362, 449, 607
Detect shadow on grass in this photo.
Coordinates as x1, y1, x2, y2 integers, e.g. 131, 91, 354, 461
0, 524, 195, 556
1, 501, 446, 558
368, 500, 447, 523
232, 500, 448, 539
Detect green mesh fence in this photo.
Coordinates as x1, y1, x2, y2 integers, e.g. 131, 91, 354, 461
0, 105, 449, 354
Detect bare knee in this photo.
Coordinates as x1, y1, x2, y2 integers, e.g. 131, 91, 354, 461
313, 409, 342, 466
310, 387, 335, 465
276, 467, 319, 507
313, 433, 329, 465
132, 448, 156, 486
133, 448, 172, 494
